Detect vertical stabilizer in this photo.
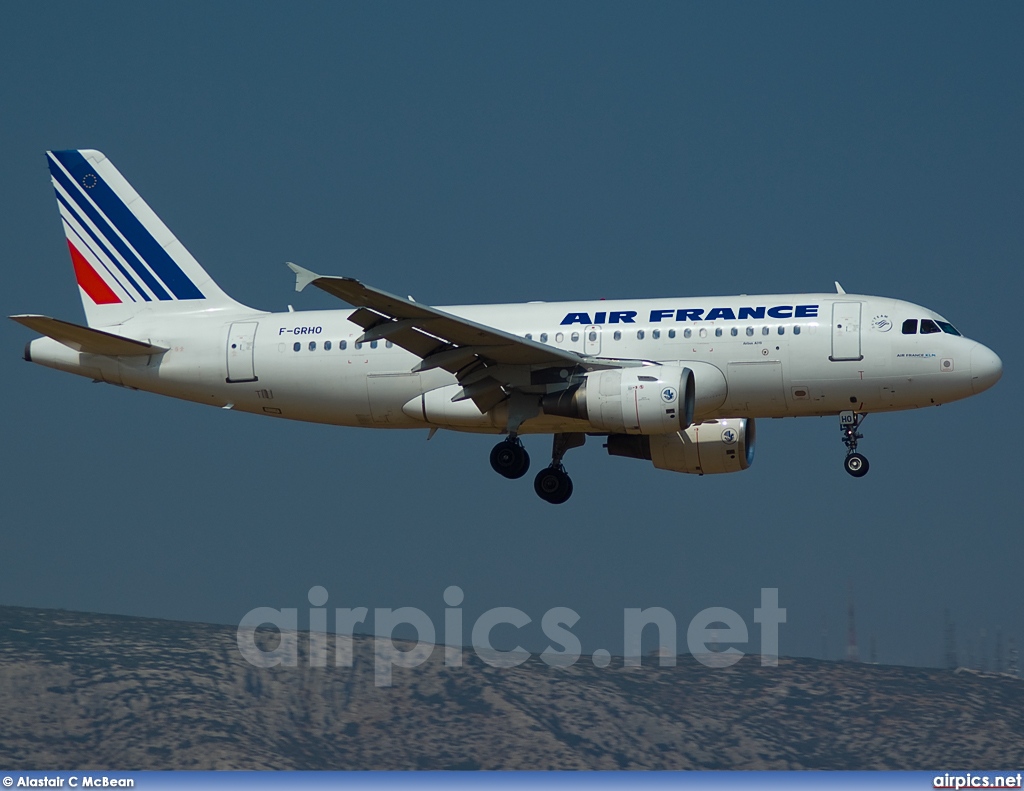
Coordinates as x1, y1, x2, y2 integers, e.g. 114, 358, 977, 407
46, 149, 252, 327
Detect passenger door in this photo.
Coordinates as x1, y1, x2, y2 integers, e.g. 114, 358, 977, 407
830, 302, 863, 362
226, 321, 259, 383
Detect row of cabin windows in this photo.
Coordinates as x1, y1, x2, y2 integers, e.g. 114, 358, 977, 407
525, 326, 803, 343
293, 340, 394, 352
901, 318, 962, 336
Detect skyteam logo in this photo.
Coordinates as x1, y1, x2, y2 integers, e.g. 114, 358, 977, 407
661, 387, 677, 404
722, 428, 738, 445
47, 150, 205, 305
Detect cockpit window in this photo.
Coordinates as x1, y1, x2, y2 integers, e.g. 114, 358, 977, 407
937, 320, 962, 336
902, 319, 918, 334
920, 319, 941, 334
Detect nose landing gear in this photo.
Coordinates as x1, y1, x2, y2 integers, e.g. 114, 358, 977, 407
839, 411, 870, 477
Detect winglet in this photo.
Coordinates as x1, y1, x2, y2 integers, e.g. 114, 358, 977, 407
835, 281, 846, 295
286, 262, 321, 293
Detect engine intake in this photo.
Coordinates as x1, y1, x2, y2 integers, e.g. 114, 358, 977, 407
542, 365, 695, 434
607, 418, 755, 475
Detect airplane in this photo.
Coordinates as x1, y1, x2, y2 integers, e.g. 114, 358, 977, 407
12, 150, 1003, 503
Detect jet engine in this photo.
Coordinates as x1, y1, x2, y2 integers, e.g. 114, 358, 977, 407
541, 365, 695, 434
606, 418, 755, 475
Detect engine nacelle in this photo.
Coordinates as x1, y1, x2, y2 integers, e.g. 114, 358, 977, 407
542, 365, 695, 435
606, 418, 755, 475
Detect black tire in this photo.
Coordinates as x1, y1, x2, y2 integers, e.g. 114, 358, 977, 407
534, 467, 573, 504
844, 453, 869, 477
490, 440, 530, 479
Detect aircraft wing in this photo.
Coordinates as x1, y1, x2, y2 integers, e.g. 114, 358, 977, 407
288, 264, 587, 368
287, 264, 621, 412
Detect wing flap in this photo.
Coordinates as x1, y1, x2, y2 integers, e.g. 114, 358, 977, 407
9, 314, 167, 356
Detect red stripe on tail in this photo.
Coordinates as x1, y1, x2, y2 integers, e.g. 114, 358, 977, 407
67, 241, 121, 304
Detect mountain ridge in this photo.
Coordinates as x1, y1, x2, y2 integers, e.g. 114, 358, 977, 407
1, 605, 1022, 770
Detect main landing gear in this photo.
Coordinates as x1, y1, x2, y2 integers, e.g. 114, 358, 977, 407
534, 433, 585, 505
839, 410, 869, 478
489, 436, 530, 479
489, 433, 585, 504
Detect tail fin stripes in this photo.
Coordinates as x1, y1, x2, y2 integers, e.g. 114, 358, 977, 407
48, 151, 200, 301
66, 240, 121, 305
46, 149, 249, 327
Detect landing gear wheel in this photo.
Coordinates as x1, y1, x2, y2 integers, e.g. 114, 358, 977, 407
490, 439, 530, 479
534, 466, 573, 504
844, 453, 869, 477
838, 411, 869, 478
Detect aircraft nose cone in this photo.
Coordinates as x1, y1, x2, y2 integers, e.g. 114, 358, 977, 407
970, 343, 1003, 394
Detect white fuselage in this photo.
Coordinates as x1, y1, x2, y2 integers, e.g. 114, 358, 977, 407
26, 292, 999, 434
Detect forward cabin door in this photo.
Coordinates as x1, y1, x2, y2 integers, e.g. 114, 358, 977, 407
226, 321, 259, 383
830, 302, 863, 362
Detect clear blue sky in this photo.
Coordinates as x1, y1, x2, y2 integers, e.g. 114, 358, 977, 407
1, 2, 1021, 668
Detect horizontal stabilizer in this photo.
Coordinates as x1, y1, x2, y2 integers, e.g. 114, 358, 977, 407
9, 314, 167, 356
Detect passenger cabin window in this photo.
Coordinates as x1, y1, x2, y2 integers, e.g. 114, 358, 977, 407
762, 327, 769, 336
746, 327, 754, 337
652, 329, 661, 339
540, 332, 548, 343
920, 319, 940, 334
370, 340, 378, 349
778, 326, 785, 335
525, 333, 533, 340
324, 340, 332, 351
793, 326, 801, 335
293, 342, 301, 352
668, 329, 676, 339
555, 332, 564, 343
714, 328, 722, 338
355, 341, 363, 349
699, 328, 707, 338
309, 341, 317, 351
571, 332, 580, 342
937, 321, 962, 336
613, 330, 621, 341
386, 340, 393, 348
902, 319, 918, 334
637, 329, 645, 340
731, 328, 738, 337
684, 329, 692, 339
340, 340, 347, 350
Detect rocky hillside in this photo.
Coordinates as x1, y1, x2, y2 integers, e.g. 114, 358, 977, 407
1, 605, 1022, 769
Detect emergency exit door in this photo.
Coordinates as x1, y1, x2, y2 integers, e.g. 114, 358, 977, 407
830, 302, 863, 362
226, 321, 259, 383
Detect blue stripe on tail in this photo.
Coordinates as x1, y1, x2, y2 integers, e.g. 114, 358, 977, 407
49, 151, 204, 300
55, 189, 149, 302
48, 156, 171, 300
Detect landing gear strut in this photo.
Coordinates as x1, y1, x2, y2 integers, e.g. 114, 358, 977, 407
490, 436, 530, 479
839, 411, 869, 477
534, 433, 585, 504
